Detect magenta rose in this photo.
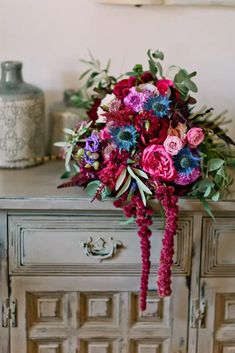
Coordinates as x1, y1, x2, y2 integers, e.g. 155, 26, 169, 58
156, 79, 174, 96
142, 145, 176, 181
163, 135, 183, 156
186, 127, 205, 148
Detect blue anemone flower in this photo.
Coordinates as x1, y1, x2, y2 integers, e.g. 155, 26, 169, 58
144, 95, 170, 118
173, 147, 201, 175
110, 125, 138, 151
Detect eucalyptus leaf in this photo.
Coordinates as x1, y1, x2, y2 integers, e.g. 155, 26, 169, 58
152, 50, 164, 61
207, 158, 224, 172
184, 80, 198, 93
203, 186, 212, 198
211, 191, 220, 202
60, 171, 70, 179
156, 62, 163, 77
120, 216, 135, 225
148, 60, 158, 76
85, 180, 101, 197
200, 198, 215, 221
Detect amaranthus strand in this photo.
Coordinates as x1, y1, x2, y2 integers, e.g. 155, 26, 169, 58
156, 185, 179, 297
114, 195, 153, 311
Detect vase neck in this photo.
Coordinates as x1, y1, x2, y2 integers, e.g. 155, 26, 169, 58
1, 61, 23, 85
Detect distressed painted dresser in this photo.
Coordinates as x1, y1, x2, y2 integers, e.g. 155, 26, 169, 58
0, 161, 235, 353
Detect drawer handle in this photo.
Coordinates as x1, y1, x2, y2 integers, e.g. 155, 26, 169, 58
80, 237, 123, 262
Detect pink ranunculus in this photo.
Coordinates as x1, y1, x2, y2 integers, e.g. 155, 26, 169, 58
186, 127, 205, 148
142, 145, 176, 181
156, 79, 174, 96
163, 135, 183, 156
100, 127, 111, 140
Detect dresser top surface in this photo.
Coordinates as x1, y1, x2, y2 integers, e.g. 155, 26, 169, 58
0, 160, 234, 211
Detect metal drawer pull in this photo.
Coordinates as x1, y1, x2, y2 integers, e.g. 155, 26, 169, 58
80, 237, 123, 262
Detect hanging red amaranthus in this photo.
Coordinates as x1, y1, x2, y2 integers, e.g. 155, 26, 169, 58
114, 195, 153, 311
156, 185, 179, 297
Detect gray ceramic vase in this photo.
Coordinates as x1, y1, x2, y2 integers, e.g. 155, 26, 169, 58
0, 61, 45, 168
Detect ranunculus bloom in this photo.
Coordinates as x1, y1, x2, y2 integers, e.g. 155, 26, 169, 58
156, 79, 174, 96
163, 135, 183, 155
100, 127, 111, 140
142, 145, 176, 181
186, 127, 205, 148
113, 77, 136, 100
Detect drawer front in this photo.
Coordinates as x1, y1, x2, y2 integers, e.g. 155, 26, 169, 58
9, 213, 192, 276
202, 217, 235, 277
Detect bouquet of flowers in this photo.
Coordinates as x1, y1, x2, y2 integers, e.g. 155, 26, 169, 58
56, 50, 235, 310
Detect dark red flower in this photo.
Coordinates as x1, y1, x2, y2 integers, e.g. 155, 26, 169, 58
140, 71, 153, 83
87, 98, 101, 122
134, 112, 169, 147
113, 77, 136, 100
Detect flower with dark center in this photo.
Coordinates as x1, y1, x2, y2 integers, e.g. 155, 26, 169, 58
110, 125, 138, 151
173, 147, 201, 185
144, 95, 171, 118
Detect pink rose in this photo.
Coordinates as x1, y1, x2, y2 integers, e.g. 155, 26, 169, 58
163, 136, 183, 155
142, 145, 176, 181
186, 127, 205, 148
156, 79, 174, 96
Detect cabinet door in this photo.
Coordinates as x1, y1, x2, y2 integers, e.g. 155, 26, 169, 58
197, 279, 235, 353
10, 276, 189, 353
198, 217, 235, 353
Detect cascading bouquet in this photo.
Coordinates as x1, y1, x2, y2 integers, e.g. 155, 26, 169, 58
56, 50, 235, 311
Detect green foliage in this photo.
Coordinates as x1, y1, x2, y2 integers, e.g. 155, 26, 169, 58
174, 68, 198, 100
69, 50, 117, 109
147, 49, 164, 79
85, 180, 111, 200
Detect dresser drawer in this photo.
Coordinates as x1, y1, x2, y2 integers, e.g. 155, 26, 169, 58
202, 217, 235, 277
8, 213, 192, 276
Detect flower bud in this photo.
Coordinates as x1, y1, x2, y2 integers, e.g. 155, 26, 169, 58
93, 161, 100, 170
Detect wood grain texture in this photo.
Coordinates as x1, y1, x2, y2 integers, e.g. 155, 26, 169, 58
0, 212, 9, 353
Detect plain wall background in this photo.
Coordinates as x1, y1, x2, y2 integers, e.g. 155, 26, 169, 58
1, 0, 235, 138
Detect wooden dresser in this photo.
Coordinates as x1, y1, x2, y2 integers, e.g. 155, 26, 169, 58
0, 161, 235, 353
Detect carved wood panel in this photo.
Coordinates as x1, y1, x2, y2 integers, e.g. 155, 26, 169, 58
201, 217, 235, 276
8, 213, 192, 276
197, 279, 235, 353
9, 274, 188, 353
26, 290, 171, 353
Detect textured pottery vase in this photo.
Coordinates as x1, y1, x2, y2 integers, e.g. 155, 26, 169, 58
49, 89, 86, 155
0, 61, 45, 168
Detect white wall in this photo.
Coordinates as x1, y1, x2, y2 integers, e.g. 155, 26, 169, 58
1, 0, 235, 137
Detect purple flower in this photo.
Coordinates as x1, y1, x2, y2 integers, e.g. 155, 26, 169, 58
85, 134, 99, 153
123, 87, 147, 113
